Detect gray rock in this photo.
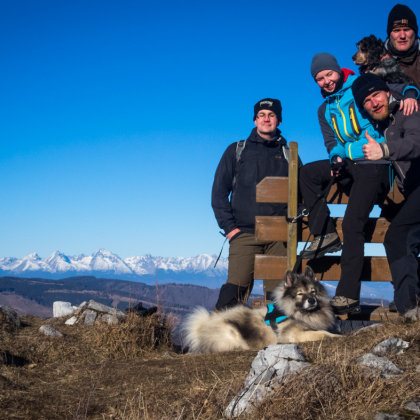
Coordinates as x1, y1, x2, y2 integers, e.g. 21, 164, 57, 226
162, 352, 175, 359
87, 301, 126, 319
404, 401, 420, 414
372, 338, 409, 356
0, 305, 21, 328
77, 301, 88, 311
53, 301, 75, 318
83, 310, 97, 326
65, 316, 77, 325
352, 323, 382, 335
405, 308, 420, 321
374, 414, 404, 420
356, 353, 403, 378
225, 344, 309, 418
416, 365, 420, 373
39, 325, 63, 337
100, 314, 118, 325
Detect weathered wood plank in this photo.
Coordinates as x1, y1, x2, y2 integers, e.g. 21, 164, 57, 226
254, 255, 412, 281
287, 142, 299, 271
256, 178, 404, 205
255, 216, 390, 243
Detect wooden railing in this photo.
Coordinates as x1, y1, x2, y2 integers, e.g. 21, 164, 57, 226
253, 142, 406, 321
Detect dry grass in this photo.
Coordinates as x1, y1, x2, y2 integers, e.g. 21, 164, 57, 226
1, 314, 420, 419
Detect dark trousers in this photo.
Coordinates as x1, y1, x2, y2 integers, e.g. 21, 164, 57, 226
384, 184, 420, 314
214, 233, 287, 311
300, 159, 389, 300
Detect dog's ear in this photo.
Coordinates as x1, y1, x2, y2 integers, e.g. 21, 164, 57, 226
284, 270, 294, 288
304, 265, 318, 281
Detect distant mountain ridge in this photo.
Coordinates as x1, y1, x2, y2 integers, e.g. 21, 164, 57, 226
0, 249, 228, 287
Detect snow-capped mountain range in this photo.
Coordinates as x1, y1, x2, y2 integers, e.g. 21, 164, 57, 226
0, 249, 228, 282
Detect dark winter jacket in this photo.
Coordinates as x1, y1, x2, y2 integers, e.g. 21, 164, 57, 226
211, 127, 291, 235
379, 91, 420, 196
385, 39, 420, 90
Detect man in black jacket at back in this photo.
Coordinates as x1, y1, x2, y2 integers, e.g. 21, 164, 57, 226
212, 98, 291, 311
352, 73, 420, 314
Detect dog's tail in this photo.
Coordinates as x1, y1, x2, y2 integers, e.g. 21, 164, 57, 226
183, 306, 212, 353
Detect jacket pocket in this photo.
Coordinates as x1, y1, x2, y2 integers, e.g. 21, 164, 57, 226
349, 102, 362, 136
330, 113, 345, 144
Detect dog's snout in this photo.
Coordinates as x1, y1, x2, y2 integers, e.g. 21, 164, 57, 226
307, 297, 316, 305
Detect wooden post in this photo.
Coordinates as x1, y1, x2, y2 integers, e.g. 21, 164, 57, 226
287, 142, 298, 271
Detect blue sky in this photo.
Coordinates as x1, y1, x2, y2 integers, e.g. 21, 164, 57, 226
1, 0, 418, 261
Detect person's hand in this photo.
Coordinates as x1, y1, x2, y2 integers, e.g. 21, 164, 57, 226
331, 156, 343, 177
363, 131, 383, 160
400, 98, 418, 115
227, 228, 241, 241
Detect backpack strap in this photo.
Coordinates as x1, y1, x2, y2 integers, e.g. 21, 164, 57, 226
236, 140, 246, 161
282, 144, 290, 163
232, 140, 246, 191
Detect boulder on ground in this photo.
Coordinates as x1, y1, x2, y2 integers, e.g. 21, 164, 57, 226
83, 310, 97, 326
65, 316, 77, 325
356, 353, 403, 378
225, 344, 309, 418
405, 308, 420, 321
39, 325, 63, 338
372, 338, 409, 356
374, 414, 404, 420
0, 305, 21, 329
53, 301, 77, 318
404, 401, 420, 415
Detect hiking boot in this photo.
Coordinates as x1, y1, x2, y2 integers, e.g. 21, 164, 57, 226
389, 301, 397, 312
301, 232, 342, 259
330, 296, 361, 315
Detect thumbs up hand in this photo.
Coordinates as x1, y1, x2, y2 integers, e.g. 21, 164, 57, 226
363, 131, 384, 161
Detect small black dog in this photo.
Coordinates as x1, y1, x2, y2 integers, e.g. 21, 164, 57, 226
352, 34, 413, 84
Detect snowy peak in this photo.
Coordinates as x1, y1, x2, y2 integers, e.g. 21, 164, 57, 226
0, 249, 228, 278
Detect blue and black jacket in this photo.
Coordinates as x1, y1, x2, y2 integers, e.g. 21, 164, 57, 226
318, 68, 419, 162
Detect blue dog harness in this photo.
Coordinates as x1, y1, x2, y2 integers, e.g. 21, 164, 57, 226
264, 302, 288, 329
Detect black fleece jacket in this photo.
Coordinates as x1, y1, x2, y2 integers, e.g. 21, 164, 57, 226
379, 92, 420, 196
211, 127, 291, 235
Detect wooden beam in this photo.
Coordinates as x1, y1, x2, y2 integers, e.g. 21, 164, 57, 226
256, 178, 404, 205
287, 142, 299, 271
255, 216, 390, 243
254, 255, 420, 281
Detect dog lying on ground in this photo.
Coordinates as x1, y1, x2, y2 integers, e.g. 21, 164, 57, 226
184, 266, 340, 354
352, 34, 413, 84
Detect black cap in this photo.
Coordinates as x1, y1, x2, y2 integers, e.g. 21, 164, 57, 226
351, 73, 390, 109
254, 98, 282, 121
387, 4, 418, 35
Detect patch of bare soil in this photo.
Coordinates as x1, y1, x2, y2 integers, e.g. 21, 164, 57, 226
1, 315, 420, 419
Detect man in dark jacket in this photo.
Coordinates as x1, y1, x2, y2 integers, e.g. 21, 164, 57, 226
385, 4, 420, 89
212, 98, 290, 310
353, 73, 420, 314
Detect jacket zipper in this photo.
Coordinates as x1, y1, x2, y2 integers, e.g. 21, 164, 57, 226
337, 98, 357, 140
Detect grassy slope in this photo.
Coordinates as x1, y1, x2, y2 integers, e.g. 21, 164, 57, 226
1, 314, 420, 419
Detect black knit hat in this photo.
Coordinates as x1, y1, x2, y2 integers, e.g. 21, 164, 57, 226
387, 4, 418, 35
253, 98, 282, 121
310, 53, 341, 79
351, 73, 390, 109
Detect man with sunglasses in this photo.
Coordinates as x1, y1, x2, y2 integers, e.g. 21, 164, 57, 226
212, 98, 292, 310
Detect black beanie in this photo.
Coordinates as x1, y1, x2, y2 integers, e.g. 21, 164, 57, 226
310, 53, 341, 79
351, 73, 390, 109
253, 98, 282, 121
387, 4, 418, 35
